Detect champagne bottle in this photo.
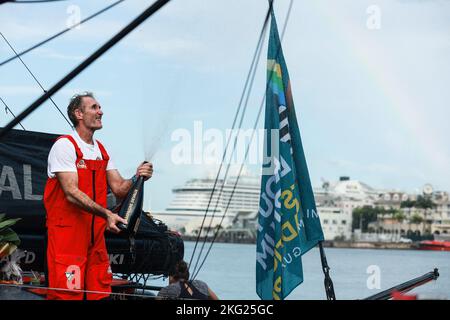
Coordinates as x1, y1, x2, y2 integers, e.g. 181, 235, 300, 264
117, 174, 145, 236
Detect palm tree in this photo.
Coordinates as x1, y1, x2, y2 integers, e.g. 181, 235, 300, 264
0, 214, 21, 259
0, 213, 21, 282
393, 210, 406, 223
410, 213, 424, 235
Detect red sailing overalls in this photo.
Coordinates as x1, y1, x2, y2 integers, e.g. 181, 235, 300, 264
43, 135, 113, 300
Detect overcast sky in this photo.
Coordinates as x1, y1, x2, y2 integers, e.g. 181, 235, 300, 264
1, 0, 449, 210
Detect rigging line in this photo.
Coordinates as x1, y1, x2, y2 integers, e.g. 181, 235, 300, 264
187, 3, 272, 275
281, 0, 334, 299
0, 32, 73, 129
280, 0, 293, 40
4, 0, 69, 4
192, 97, 266, 281
0, 282, 152, 299
0, 0, 171, 140
192, 95, 265, 281
190, 0, 287, 277
0, 0, 126, 67
189, 9, 270, 278
192, 0, 294, 280
0, 282, 198, 300
0, 96, 26, 130
191, 0, 280, 280
189, 2, 293, 269
192, 0, 293, 280
187, 15, 268, 273
188, 20, 267, 275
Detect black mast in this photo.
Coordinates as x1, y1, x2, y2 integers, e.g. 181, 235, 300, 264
318, 241, 336, 300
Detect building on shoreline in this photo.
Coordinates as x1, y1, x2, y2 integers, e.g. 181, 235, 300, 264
314, 176, 381, 241
368, 185, 450, 239
152, 174, 450, 241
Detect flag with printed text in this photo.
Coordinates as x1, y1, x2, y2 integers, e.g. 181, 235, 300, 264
256, 8, 324, 300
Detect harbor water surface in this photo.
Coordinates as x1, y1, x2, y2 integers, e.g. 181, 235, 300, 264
154, 241, 449, 300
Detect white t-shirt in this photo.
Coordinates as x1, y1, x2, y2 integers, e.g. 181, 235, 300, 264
47, 130, 116, 178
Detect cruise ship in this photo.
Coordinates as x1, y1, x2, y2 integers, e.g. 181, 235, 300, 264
152, 174, 261, 236
152, 175, 378, 239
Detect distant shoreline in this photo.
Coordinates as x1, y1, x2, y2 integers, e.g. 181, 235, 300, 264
181, 236, 420, 250
321, 240, 414, 250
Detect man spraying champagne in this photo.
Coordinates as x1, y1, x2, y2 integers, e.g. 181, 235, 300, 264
43, 92, 153, 300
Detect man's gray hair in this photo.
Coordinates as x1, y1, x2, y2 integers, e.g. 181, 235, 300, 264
67, 92, 95, 127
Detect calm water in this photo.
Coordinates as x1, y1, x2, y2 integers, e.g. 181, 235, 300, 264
154, 241, 450, 300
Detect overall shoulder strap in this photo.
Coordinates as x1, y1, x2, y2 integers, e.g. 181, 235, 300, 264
57, 135, 83, 159
96, 140, 110, 161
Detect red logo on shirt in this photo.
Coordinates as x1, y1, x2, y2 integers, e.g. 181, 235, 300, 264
77, 160, 87, 169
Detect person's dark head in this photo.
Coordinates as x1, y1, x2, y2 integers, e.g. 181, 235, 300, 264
67, 92, 103, 131
169, 260, 189, 283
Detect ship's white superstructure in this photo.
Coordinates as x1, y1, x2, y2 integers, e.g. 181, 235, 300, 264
153, 175, 260, 235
